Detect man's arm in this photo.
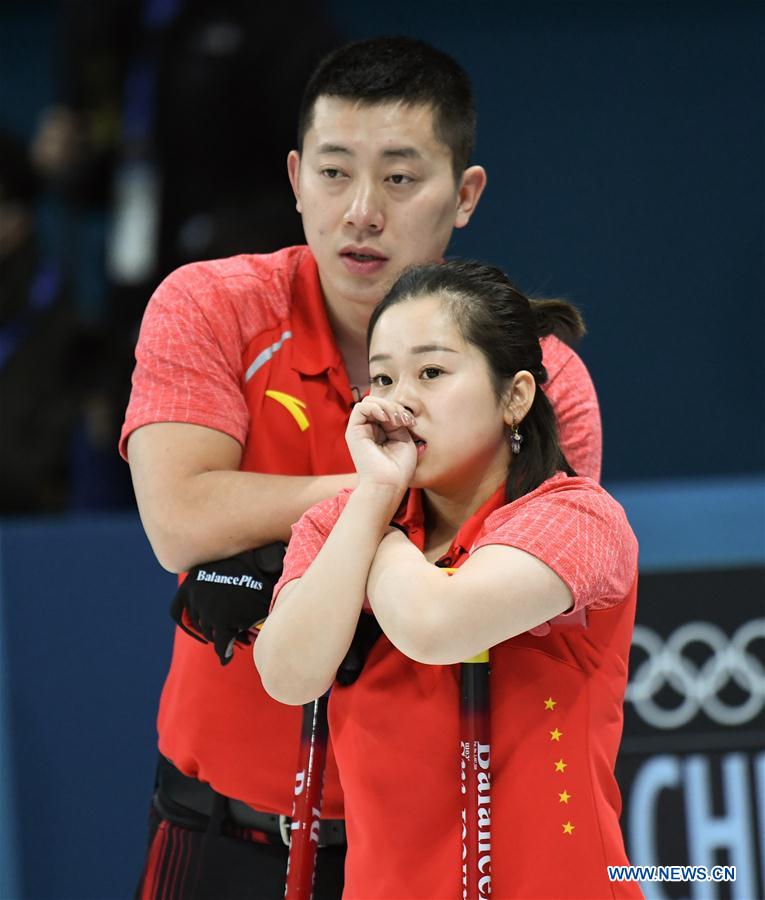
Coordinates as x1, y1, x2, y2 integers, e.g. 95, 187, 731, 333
127, 421, 355, 573
541, 337, 602, 482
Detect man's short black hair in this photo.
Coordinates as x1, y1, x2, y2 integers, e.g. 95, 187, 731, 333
297, 36, 476, 178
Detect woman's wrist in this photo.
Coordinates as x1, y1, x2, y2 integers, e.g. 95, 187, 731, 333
368, 530, 421, 600
351, 479, 406, 521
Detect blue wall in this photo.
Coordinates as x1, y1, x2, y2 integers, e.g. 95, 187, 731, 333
0, 538, 21, 900
0, 516, 174, 899
0, 477, 765, 900
1, 477, 763, 898
327, 0, 765, 482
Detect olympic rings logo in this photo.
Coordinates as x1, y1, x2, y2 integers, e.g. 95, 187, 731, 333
626, 620, 765, 729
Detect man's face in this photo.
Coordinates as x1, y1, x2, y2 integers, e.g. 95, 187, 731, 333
288, 97, 485, 321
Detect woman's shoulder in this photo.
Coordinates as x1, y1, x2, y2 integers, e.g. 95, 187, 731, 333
483, 473, 632, 537
476, 474, 638, 612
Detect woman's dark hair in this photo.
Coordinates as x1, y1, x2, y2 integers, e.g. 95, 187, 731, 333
297, 36, 475, 179
367, 260, 586, 502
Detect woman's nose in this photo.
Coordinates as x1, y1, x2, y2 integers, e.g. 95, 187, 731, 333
391, 382, 420, 416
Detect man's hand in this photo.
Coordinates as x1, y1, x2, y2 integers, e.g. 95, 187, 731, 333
170, 543, 286, 665
336, 611, 383, 686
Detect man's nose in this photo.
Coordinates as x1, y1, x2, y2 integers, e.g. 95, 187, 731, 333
344, 179, 384, 233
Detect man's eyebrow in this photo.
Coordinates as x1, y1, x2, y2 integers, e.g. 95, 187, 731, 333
316, 143, 353, 155
314, 144, 423, 160
369, 345, 458, 363
381, 146, 422, 160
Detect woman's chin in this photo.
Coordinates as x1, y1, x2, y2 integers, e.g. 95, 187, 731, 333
408, 466, 440, 492
408, 470, 427, 490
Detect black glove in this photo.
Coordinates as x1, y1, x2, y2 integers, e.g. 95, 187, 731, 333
336, 611, 383, 686
170, 543, 286, 666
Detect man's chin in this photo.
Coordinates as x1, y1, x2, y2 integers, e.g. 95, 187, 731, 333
342, 273, 397, 307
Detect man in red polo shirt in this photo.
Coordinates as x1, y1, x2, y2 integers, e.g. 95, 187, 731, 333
121, 37, 602, 899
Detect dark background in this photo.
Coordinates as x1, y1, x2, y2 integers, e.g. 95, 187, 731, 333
1, 0, 762, 487
0, 2, 762, 898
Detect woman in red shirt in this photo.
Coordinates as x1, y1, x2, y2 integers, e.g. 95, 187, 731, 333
255, 260, 641, 899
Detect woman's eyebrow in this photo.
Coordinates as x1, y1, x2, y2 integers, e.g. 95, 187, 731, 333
410, 344, 457, 355
369, 345, 458, 363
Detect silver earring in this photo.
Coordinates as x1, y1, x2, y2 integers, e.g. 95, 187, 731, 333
510, 421, 523, 455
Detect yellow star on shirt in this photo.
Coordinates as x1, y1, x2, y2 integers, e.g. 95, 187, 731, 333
550, 728, 563, 742
544, 697, 557, 710
554, 759, 568, 773
558, 790, 571, 804
562, 821, 575, 835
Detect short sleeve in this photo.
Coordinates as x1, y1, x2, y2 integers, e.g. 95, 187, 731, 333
541, 336, 602, 482
270, 489, 354, 608
120, 265, 253, 458
473, 479, 637, 613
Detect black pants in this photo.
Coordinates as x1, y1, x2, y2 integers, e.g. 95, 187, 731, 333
135, 765, 345, 900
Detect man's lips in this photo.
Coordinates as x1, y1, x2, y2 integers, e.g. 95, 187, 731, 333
339, 246, 389, 276
339, 245, 388, 261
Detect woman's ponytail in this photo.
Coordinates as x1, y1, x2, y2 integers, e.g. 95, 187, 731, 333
529, 298, 586, 347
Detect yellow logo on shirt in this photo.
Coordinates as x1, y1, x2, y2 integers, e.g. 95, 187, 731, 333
265, 390, 310, 432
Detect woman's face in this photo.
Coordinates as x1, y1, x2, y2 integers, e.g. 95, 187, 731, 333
368, 294, 512, 499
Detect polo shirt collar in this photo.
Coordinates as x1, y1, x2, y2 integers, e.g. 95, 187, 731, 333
449, 484, 508, 557
290, 250, 345, 376
393, 483, 508, 564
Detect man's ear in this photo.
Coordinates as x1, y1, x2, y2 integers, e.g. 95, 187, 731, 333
503, 371, 536, 426
454, 165, 487, 229
287, 150, 302, 213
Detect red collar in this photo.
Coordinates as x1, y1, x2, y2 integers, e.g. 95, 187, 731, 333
289, 250, 345, 376
393, 483, 508, 565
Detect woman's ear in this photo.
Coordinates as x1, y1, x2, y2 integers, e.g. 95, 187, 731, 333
503, 371, 536, 426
